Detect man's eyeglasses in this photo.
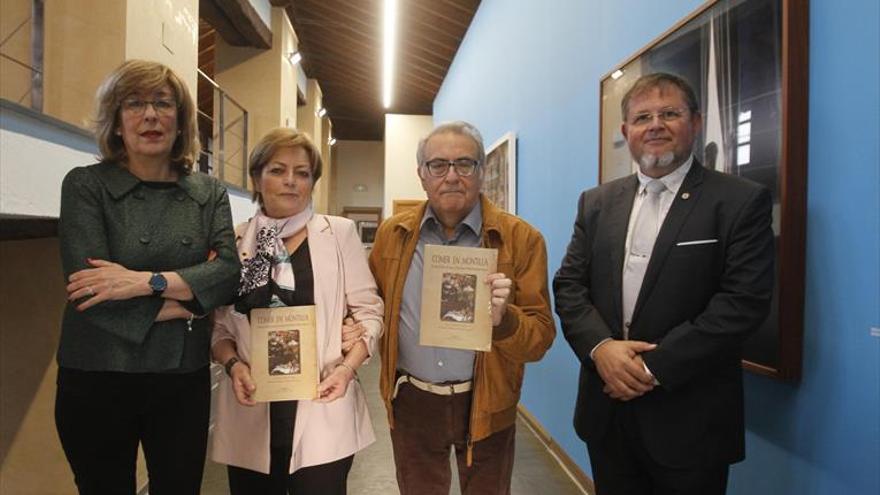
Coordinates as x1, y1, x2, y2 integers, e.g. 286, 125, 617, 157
121, 98, 178, 116
422, 158, 480, 178
628, 107, 688, 127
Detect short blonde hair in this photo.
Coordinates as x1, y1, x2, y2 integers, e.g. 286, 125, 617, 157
92, 60, 200, 173
248, 127, 324, 204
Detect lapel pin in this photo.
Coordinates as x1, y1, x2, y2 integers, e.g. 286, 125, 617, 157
681, 192, 690, 200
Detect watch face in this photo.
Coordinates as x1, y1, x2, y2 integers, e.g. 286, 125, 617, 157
150, 273, 167, 293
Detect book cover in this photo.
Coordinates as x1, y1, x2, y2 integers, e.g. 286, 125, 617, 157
420, 245, 498, 351
250, 305, 318, 401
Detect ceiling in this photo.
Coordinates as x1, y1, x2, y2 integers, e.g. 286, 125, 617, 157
271, 0, 481, 141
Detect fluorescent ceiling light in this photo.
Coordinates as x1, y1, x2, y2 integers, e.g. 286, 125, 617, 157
383, 0, 398, 109
611, 69, 624, 80
317, 107, 327, 118
287, 51, 302, 65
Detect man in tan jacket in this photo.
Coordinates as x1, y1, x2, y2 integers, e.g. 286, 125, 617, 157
367, 121, 555, 494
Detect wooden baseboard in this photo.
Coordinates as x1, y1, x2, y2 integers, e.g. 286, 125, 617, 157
517, 404, 595, 495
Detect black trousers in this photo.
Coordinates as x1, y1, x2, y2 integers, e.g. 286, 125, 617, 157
227, 449, 354, 495
587, 405, 729, 495
55, 366, 210, 495
226, 399, 353, 495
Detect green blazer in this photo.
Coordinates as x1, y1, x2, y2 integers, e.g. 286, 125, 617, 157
57, 162, 241, 372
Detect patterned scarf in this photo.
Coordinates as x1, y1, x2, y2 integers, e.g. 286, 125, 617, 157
235, 206, 313, 313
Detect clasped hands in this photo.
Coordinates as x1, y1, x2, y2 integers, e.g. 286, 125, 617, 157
593, 340, 658, 401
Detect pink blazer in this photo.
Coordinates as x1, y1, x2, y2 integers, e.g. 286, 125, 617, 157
210, 214, 384, 474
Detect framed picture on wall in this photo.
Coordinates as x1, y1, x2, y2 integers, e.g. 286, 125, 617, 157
598, 0, 808, 381
341, 206, 382, 246
483, 132, 517, 213
357, 221, 378, 246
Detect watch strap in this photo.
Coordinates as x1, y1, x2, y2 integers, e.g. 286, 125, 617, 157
224, 357, 240, 377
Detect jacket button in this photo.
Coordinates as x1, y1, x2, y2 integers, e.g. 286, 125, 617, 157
133, 191, 145, 200
181, 236, 192, 246
139, 235, 150, 244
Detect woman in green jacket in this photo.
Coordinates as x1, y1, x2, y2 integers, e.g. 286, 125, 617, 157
55, 60, 240, 495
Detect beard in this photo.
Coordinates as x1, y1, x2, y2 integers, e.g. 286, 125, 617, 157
639, 151, 677, 171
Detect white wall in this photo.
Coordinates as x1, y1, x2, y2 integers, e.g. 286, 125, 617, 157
334, 140, 384, 215
125, 0, 199, 94
228, 189, 256, 226
383, 114, 433, 216
0, 104, 96, 218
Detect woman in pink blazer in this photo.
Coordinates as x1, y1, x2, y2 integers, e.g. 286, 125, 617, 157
210, 128, 383, 494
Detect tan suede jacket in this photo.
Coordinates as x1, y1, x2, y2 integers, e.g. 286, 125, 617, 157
369, 195, 555, 459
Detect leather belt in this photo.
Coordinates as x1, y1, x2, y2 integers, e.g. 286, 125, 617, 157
393, 373, 472, 399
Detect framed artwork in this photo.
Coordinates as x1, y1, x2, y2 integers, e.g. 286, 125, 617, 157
598, 0, 808, 380
340, 206, 382, 246
483, 132, 517, 213
357, 221, 378, 246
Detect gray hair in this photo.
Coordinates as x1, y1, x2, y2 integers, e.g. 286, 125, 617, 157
416, 121, 486, 166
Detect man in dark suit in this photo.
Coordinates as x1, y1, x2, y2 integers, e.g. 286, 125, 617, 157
553, 73, 774, 494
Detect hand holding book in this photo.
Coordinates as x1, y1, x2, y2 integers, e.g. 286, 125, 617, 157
486, 273, 512, 327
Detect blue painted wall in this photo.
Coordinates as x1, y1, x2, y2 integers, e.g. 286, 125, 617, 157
433, 1, 880, 493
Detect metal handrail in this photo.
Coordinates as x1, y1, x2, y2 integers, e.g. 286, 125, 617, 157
196, 69, 248, 190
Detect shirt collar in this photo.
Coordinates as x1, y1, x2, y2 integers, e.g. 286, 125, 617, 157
420, 201, 483, 237
94, 161, 209, 204
636, 154, 693, 194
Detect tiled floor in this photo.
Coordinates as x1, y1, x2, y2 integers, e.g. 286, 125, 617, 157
201, 358, 586, 494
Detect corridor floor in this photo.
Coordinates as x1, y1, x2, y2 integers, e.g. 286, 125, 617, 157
201, 358, 586, 494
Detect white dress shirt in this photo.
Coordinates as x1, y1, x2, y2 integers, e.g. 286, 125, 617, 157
590, 156, 694, 371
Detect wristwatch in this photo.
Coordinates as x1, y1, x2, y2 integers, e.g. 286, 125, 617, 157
148, 272, 167, 297
224, 357, 240, 377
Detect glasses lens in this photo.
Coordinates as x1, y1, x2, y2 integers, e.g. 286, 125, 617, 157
123, 99, 145, 113
453, 159, 477, 176
632, 113, 652, 126
426, 160, 449, 177
154, 99, 176, 114
660, 109, 683, 121
123, 99, 176, 115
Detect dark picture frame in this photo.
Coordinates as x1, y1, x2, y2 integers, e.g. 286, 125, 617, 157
357, 220, 378, 246
598, 0, 808, 380
340, 206, 382, 247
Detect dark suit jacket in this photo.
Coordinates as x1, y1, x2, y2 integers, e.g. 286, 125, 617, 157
553, 162, 774, 468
